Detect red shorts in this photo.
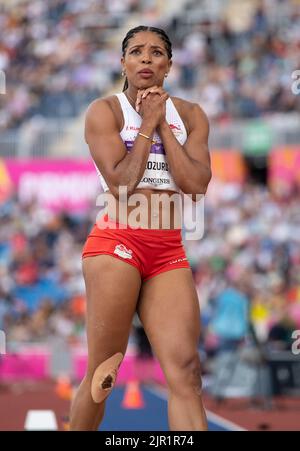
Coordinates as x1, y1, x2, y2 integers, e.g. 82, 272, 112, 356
82, 213, 190, 282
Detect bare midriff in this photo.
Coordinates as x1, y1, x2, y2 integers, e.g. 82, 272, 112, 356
104, 188, 183, 230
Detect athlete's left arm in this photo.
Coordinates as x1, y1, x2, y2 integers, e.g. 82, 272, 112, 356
158, 102, 212, 195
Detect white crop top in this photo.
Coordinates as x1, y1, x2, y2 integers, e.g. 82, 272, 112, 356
93, 92, 188, 193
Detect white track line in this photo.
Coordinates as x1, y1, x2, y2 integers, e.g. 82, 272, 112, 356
145, 384, 247, 432
24, 410, 58, 431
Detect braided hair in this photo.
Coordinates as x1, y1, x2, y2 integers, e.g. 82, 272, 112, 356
121, 26, 172, 91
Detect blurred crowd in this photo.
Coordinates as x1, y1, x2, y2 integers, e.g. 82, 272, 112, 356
1, 0, 299, 131
185, 181, 300, 354
1, 182, 300, 355
166, 0, 300, 121
0, 197, 90, 345
0, 0, 140, 131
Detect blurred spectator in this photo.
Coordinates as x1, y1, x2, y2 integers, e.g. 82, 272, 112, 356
209, 284, 249, 352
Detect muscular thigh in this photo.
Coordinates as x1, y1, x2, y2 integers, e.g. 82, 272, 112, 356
83, 255, 141, 374
136, 268, 201, 370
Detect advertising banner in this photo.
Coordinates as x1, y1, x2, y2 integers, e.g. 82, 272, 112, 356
0, 152, 250, 213
269, 146, 300, 195
0, 159, 100, 212
211, 150, 247, 184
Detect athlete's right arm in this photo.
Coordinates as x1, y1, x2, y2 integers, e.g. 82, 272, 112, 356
84, 98, 157, 199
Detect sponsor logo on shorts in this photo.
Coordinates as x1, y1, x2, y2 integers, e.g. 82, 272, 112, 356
169, 257, 187, 265
114, 244, 133, 259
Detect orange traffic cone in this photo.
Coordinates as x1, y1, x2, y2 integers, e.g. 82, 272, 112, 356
55, 375, 73, 401
61, 416, 70, 431
122, 380, 145, 409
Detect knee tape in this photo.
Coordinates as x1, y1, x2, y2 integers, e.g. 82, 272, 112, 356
91, 352, 123, 403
